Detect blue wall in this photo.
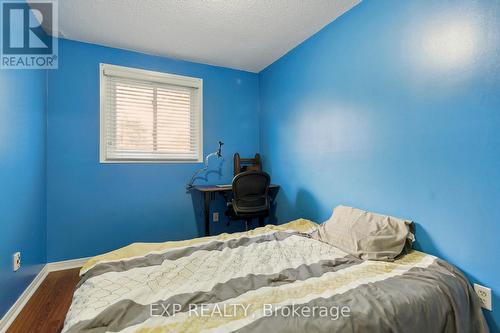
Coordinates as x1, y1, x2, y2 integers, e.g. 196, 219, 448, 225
46, 39, 260, 262
3, 1, 499, 329
259, 0, 499, 331
0, 68, 47, 317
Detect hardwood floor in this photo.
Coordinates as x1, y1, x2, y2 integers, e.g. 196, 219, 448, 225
7, 268, 80, 333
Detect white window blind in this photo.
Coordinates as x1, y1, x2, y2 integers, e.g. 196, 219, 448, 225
100, 64, 203, 163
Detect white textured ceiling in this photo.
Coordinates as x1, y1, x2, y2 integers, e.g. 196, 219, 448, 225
50, 0, 360, 72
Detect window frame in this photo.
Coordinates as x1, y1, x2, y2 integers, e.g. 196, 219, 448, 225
99, 63, 203, 164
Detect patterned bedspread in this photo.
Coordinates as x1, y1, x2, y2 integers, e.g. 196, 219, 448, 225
63, 219, 488, 333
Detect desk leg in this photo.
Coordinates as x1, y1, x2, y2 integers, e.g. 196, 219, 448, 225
204, 192, 210, 236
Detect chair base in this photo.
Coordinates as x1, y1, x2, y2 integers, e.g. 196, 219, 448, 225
227, 216, 266, 231
243, 217, 265, 231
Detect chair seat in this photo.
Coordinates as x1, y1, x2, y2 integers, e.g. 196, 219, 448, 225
225, 202, 269, 219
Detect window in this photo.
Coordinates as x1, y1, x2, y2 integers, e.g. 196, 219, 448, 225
100, 64, 203, 163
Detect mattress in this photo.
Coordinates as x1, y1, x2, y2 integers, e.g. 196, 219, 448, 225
62, 219, 488, 333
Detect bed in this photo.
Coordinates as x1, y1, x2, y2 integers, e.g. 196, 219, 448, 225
62, 219, 488, 333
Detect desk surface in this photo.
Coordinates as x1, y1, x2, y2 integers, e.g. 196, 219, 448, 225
192, 184, 280, 192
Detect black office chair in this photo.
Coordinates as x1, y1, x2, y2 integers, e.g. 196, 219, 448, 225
225, 171, 271, 231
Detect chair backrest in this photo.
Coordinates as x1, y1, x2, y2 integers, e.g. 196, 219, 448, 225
233, 153, 262, 176
231, 171, 270, 214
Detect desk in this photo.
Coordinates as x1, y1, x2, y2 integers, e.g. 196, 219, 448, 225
191, 184, 280, 236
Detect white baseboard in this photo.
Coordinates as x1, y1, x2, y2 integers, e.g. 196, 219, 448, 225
0, 256, 90, 333
0, 265, 48, 333
46, 257, 90, 272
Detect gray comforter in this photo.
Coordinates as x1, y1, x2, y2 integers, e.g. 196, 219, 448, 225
62, 219, 488, 333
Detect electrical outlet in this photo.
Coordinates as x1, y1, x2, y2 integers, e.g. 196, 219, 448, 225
213, 212, 219, 222
13, 252, 21, 272
474, 283, 492, 311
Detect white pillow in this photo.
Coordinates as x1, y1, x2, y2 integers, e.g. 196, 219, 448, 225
311, 205, 415, 261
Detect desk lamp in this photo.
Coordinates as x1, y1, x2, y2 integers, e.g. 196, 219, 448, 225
186, 141, 224, 191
